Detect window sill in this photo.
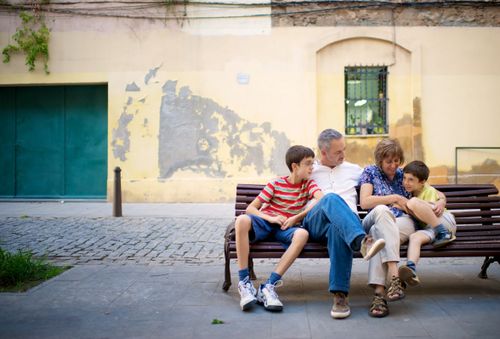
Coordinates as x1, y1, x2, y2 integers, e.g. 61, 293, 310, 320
345, 134, 389, 138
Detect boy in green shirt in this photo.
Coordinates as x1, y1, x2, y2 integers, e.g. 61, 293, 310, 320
397, 160, 457, 286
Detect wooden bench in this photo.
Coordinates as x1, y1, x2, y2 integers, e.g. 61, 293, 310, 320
223, 183, 500, 291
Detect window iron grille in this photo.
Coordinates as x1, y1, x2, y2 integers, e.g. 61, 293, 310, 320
345, 66, 388, 136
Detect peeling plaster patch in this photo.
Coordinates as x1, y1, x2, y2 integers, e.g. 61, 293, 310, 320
127, 97, 133, 105
139, 97, 146, 103
145, 65, 161, 85
143, 118, 148, 127
126, 82, 141, 92
158, 80, 290, 178
112, 109, 133, 161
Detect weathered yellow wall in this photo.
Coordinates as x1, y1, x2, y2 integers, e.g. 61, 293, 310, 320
1, 14, 499, 201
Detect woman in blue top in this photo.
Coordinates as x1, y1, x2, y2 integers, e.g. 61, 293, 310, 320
358, 138, 415, 318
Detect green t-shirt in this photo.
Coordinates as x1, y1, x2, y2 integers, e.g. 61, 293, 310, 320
416, 183, 439, 203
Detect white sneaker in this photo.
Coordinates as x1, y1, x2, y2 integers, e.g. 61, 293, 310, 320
238, 278, 257, 311
257, 281, 283, 312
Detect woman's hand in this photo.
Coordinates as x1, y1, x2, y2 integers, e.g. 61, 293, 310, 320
392, 195, 409, 212
432, 199, 445, 217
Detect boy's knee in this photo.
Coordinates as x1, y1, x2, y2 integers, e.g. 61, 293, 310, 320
292, 228, 309, 243
235, 214, 251, 232
406, 197, 419, 211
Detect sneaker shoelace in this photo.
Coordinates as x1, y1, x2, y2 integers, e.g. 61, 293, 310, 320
265, 280, 283, 299
240, 278, 255, 297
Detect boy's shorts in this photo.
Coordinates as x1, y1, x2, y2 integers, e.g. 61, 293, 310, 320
249, 214, 303, 249
417, 211, 457, 241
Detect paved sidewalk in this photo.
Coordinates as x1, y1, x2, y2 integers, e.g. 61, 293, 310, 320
0, 201, 234, 218
0, 202, 233, 266
1, 202, 500, 338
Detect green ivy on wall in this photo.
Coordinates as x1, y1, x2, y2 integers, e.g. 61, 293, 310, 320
2, 8, 50, 74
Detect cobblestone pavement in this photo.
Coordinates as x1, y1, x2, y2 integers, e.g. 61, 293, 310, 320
0, 216, 232, 265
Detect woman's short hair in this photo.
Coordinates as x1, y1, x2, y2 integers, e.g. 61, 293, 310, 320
374, 138, 405, 168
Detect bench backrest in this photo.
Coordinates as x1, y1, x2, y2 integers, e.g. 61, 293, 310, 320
234, 183, 500, 227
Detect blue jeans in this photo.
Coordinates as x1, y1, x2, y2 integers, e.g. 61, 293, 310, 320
303, 193, 365, 293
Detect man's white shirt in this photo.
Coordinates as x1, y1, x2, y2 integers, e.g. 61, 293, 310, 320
311, 161, 363, 214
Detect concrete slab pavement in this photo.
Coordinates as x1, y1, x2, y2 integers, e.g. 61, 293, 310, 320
1, 260, 499, 339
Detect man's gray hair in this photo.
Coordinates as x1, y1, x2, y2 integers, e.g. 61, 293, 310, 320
317, 129, 343, 151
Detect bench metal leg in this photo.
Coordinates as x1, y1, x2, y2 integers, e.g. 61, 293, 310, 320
249, 257, 257, 280
222, 243, 232, 291
478, 256, 500, 279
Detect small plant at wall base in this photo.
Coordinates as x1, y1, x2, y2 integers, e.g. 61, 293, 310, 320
2, 11, 50, 74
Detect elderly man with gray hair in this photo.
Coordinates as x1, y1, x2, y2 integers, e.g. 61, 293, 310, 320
299, 128, 385, 319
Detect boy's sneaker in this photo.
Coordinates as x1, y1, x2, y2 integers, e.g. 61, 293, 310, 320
238, 278, 257, 311
433, 230, 456, 248
398, 264, 420, 287
331, 292, 350, 319
257, 281, 283, 312
360, 236, 386, 261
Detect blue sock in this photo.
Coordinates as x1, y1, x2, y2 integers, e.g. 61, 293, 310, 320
434, 224, 447, 235
265, 272, 282, 286
406, 260, 417, 272
239, 268, 250, 282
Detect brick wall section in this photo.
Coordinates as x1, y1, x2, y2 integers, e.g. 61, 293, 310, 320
271, 1, 500, 27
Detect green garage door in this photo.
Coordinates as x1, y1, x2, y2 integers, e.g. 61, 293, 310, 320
0, 85, 108, 199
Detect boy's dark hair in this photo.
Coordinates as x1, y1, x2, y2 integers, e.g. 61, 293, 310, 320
403, 160, 430, 182
286, 145, 315, 172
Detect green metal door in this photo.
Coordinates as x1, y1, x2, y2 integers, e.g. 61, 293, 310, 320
0, 88, 16, 197
65, 86, 108, 198
16, 86, 65, 197
0, 85, 107, 199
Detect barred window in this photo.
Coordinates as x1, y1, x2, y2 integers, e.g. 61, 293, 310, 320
345, 66, 388, 136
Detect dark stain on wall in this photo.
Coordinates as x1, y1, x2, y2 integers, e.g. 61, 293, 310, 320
158, 80, 290, 179
346, 140, 375, 167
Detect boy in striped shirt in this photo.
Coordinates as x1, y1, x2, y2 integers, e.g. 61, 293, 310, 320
234, 145, 323, 312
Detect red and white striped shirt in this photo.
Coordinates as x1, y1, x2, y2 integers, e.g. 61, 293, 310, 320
257, 176, 321, 218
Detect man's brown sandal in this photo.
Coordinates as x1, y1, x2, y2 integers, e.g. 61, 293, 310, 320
386, 276, 406, 301
369, 294, 389, 318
